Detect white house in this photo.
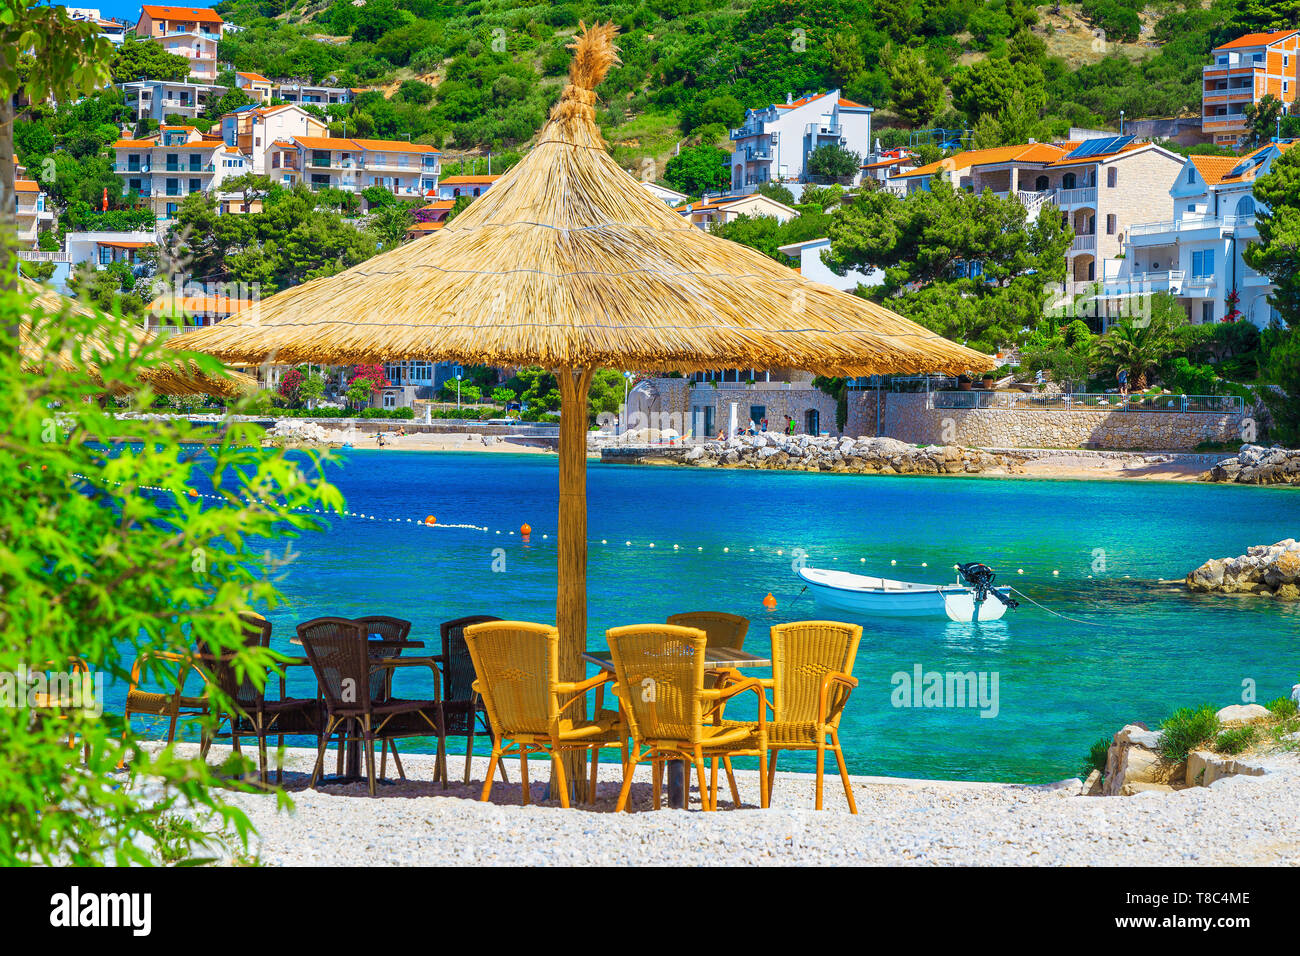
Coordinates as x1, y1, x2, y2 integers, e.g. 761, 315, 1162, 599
674, 192, 798, 230
728, 89, 874, 194
777, 237, 883, 292
118, 79, 226, 123
112, 125, 250, 231
641, 181, 689, 205
434, 174, 498, 200
1101, 142, 1294, 328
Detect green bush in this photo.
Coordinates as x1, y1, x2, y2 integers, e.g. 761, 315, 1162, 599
359, 406, 415, 419
1265, 696, 1299, 719
1212, 726, 1257, 755
1, 286, 339, 864
1159, 705, 1221, 763
1083, 736, 1110, 777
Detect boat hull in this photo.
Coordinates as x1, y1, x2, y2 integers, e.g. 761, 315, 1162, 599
797, 567, 1012, 622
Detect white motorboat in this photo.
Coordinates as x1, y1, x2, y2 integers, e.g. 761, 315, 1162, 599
796, 564, 1017, 622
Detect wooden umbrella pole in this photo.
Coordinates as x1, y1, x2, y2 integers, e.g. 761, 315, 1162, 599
555, 366, 595, 802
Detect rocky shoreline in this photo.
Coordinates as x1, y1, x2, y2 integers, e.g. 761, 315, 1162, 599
1186, 539, 1300, 599
1202, 444, 1300, 485
681, 434, 1026, 475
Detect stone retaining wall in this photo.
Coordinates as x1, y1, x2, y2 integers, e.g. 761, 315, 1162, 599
849, 392, 1241, 451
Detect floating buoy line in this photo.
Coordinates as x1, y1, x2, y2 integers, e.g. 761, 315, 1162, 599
68, 476, 1101, 589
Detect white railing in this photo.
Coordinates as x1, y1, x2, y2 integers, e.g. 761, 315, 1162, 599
1103, 270, 1185, 296
1070, 234, 1097, 253
1129, 214, 1256, 238
1057, 187, 1096, 206
18, 250, 71, 262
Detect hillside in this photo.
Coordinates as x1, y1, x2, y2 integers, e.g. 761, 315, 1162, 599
204, 0, 1297, 178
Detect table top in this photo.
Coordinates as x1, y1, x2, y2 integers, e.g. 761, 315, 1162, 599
582, 647, 770, 671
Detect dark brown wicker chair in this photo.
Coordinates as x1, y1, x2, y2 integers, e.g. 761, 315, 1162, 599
352, 615, 427, 780
196, 613, 322, 784
298, 617, 446, 795
437, 614, 509, 784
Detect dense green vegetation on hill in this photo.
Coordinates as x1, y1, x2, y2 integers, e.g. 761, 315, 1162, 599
210, 0, 1300, 160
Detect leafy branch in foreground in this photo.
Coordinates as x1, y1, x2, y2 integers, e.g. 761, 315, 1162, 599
0, 287, 343, 865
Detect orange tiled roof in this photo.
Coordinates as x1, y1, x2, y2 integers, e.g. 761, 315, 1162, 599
114, 138, 157, 148
1189, 154, 1241, 186
894, 143, 1070, 179
438, 175, 498, 185
148, 293, 252, 315
1213, 30, 1299, 52
1219, 141, 1296, 184
420, 200, 455, 210
406, 222, 445, 232
97, 241, 154, 249
140, 5, 224, 24
349, 138, 439, 153
237, 72, 270, 83
14, 179, 40, 193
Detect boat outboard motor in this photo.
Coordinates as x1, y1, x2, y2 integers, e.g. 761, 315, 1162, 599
956, 563, 1020, 610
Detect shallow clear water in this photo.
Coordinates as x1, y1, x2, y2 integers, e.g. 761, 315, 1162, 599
119, 450, 1300, 783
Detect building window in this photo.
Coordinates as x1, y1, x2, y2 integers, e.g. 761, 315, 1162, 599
1187, 167, 1195, 184
189, 178, 201, 193
1062, 172, 1077, 190
1192, 249, 1215, 277
382, 392, 397, 409
1106, 214, 1117, 234
1202, 302, 1214, 323
99, 246, 112, 265
1107, 167, 1118, 188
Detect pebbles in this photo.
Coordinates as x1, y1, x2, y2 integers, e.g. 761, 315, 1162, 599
180, 745, 1300, 866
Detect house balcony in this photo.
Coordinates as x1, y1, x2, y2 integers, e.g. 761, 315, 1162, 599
1070, 234, 1097, 254
114, 162, 152, 173
729, 123, 765, 140
1056, 187, 1097, 207
1102, 270, 1185, 297
1128, 214, 1255, 243
1183, 274, 1217, 294
741, 145, 773, 162
18, 250, 71, 263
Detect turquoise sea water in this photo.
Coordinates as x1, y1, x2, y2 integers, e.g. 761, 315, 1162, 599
118, 450, 1300, 783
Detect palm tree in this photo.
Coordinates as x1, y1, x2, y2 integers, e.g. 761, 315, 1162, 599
1094, 299, 1183, 390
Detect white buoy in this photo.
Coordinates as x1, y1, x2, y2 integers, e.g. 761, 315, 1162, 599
921, 562, 928, 568
723, 547, 729, 553
649, 543, 655, 548
860, 558, 866, 563
673, 544, 679, 550
890, 559, 896, 566
1052, 570, 1059, 576
625, 540, 632, 546
1017, 568, 1024, 574
601, 539, 607, 544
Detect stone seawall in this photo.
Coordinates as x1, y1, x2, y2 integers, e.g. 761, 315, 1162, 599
848, 391, 1241, 451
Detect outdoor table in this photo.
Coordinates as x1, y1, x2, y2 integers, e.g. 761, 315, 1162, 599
582, 647, 771, 809
288, 635, 430, 784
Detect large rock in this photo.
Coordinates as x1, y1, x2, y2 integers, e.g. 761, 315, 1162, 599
1185, 750, 1267, 787
1203, 444, 1300, 486
1214, 704, 1270, 724
1102, 724, 1183, 796
1186, 540, 1300, 598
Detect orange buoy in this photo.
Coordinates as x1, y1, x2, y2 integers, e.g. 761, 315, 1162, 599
425, 515, 436, 525
188, 489, 199, 497
763, 593, 777, 610
520, 523, 532, 536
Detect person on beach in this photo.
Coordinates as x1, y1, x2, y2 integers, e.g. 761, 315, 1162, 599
1117, 368, 1128, 396
746, 419, 757, 436
785, 415, 795, 436
760, 417, 768, 432
377, 431, 386, 446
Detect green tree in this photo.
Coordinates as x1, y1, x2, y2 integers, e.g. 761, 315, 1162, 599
824, 180, 1071, 350
1245, 146, 1300, 328
1094, 294, 1186, 390
951, 56, 1045, 126
1, 2, 113, 292
587, 368, 626, 425
1242, 94, 1289, 149
882, 44, 945, 128
805, 144, 861, 182
664, 143, 729, 196
1, 285, 338, 864
110, 34, 191, 83
754, 181, 795, 205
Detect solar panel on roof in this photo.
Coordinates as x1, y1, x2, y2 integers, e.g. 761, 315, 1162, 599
1226, 151, 1269, 178
1066, 135, 1134, 159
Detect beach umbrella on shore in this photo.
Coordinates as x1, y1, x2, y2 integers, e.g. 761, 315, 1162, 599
19, 277, 256, 397
169, 23, 993, 796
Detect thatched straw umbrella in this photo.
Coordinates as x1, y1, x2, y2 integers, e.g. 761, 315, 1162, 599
19, 277, 255, 397
173, 23, 993, 791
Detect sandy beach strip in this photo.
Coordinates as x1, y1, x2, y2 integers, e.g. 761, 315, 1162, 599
168, 745, 1300, 866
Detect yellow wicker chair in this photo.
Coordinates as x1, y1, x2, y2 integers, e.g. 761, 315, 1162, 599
606, 624, 768, 812
758, 621, 862, 813
116, 650, 208, 768
463, 621, 626, 809
665, 611, 749, 650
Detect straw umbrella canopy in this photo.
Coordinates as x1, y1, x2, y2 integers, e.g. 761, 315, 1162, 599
19, 277, 256, 396
172, 23, 993, 757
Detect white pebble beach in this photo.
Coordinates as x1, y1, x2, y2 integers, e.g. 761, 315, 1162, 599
172, 745, 1300, 866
